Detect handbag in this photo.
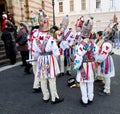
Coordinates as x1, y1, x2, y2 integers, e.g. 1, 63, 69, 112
18, 33, 27, 46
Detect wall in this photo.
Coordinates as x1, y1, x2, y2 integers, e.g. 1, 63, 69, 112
55, 0, 120, 32
1, 0, 53, 27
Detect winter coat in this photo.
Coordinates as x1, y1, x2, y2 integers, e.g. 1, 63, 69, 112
1, 27, 17, 58
16, 27, 28, 51
1, 18, 8, 32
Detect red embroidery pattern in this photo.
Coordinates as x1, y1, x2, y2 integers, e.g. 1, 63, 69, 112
101, 51, 107, 55
106, 46, 109, 50
79, 47, 83, 51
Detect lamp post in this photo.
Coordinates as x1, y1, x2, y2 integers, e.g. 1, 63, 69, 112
52, 0, 55, 26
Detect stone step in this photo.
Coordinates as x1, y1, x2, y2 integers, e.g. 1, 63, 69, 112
0, 54, 21, 67
0, 40, 4, 44
0, 54, 6, 60
0, 46, 5, 50
0, 50, 20, 59
0, 41, 4, 47
0, 37, 22, 67
0, 58, 10, 66
0, 50, 5, 55
0, 44, 5, 50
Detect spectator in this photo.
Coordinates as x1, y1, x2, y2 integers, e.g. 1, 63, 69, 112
7, 11, 15, 25
16, 22, 32, 74
7, 11, 17, 38
1, 21, 17, 65
16, 22, 29, 67
1, 14, 8, 32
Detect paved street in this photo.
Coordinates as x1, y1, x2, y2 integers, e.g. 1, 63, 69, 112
112, 48, 120, 55
0, 54, 120, 114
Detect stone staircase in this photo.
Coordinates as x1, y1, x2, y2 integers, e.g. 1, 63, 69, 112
0, 33, 21, 67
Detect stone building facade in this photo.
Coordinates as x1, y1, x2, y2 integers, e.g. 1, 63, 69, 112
0, 0, 53, 28
55, 0, 120, 32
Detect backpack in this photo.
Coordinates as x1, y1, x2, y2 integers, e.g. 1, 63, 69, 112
18, 33, 27, 46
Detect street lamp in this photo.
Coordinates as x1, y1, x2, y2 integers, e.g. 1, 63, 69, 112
52, 0, 55, 26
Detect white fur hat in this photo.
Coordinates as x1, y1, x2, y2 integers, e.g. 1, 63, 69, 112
19, 21, 30, 32
2, 14, 7, 18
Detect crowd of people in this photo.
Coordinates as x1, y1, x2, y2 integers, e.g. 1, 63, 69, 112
1, 9, 119, 106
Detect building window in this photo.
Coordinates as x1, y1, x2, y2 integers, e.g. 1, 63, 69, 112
70, 0, 74, 11
59, 2, 63, 12
110, 0, 115, 8
81, 0, 86, 10
42, 1, 45, 10
96, 0, 101, 9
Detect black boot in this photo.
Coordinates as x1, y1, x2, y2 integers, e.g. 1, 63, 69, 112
24, 63, 32, 74
51, 97, 64, 104
98, 91, 110, 96
58, 73, 64, 78
88, 100, 93, 105
66, 71, 71, 76
80, 99, 88, 107
43, 99, 49, 103
32, 88, 41, 93
58, 73, 62, 78
61, 73, 64, 76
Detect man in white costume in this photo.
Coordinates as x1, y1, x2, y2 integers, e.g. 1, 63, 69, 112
74, 17, 99, 106
57, 15, 75, 77
96, 23, 117, 95
94, 31, 105, 83
32, 9, 64, 104
27, 26, 41, 93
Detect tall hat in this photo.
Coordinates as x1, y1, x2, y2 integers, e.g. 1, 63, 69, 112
60, 15, 69, 31
57, 15, 69, 41
104, 22, 118, 41
80, 17, 94, 38
75, 16, 84, 32
19, 21, 30, 33
2, 14, 7, 19
38, 9, 49, 31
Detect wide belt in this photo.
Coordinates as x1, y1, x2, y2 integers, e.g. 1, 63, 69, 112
83, 59, 94, 63
40, 51, 52, 55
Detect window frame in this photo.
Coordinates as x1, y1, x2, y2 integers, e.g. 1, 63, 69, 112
96, 0, 101, 9
110, 0, 115, 8
81, 0, 86, 10
70, 0, 74, 12
59, 2, 63, 12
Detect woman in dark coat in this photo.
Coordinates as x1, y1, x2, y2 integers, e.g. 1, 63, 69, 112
16, 22, 32, 73
1, 22, 17, 65
16, 22, 29, 66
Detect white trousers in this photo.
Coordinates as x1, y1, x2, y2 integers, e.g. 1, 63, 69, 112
80, 82, 94, 104
33, 62, 41, 89
41, 78, 59, 101
60, 55, 64, 73
104, 77, 111, 93
59, 55, 71, 73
